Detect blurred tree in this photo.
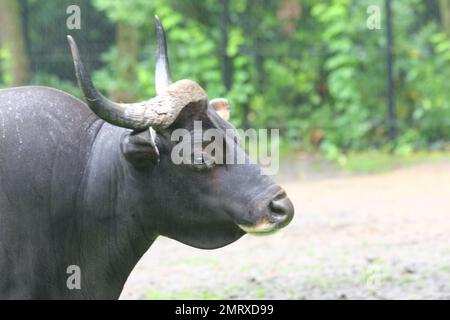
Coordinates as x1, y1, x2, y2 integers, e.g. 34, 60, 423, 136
439, 0, 450, 36
0, 0, 31, 85
220, 0, 232, 92
385, 0, 397, 143
24, 0, 113, 81
115, 22, 140, 101
92, 0, 157, 100
1, 0, 447, 154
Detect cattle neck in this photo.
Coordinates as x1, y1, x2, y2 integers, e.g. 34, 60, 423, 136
69, 122, 158, 299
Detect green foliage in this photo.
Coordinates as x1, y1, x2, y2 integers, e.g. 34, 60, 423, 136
14, 0, 450, 156
31, 73, 80, 98
92, 0, 226, 102
93, 48, 148, 100
92, 0, 158, 26
25, 0, 113, 81
0, 48, 12, 87
310, 0, 450, 157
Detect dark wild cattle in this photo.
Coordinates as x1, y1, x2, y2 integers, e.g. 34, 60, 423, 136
0, 17, 294, 299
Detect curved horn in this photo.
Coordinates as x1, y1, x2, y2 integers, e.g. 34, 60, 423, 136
67, 35, 147, 130
155, 15, 172, 94
67, 35, 207, 131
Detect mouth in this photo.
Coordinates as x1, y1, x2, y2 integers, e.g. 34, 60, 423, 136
238, 219, 282, 236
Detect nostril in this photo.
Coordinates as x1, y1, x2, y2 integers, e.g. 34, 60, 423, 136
269, 197, 294, 226
270, 200, 287, 216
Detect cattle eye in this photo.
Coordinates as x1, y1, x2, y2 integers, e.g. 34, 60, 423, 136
192, 152, 216, 171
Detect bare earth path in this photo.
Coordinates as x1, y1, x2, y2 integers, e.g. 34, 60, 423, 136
120, 160, 450, 299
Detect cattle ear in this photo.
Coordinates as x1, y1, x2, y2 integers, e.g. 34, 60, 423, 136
209, 98, 230, 121
120, 128, 160, 167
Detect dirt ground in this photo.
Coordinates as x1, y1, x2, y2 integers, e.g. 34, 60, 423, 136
120, 159, 450, 300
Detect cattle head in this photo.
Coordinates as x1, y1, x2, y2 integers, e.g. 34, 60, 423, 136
67, 16, 294, 249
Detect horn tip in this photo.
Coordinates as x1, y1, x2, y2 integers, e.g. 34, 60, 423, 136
155, 15, 164, 30
66, 35, 79, 58
67, 35, 77, 49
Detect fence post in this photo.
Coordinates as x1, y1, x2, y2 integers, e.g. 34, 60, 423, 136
385, 0, 397, 143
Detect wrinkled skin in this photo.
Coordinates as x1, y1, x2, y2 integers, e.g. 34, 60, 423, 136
0, 86, 290, 299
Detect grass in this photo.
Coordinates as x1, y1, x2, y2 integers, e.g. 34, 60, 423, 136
177, 257, 221, 267
401, 275, 414, 284
301, 275, 334, 290
239, 264, 256, 272
144, 285, 242, 300
439, 265, 450, 273
335, 150, 450, 174
279, 149, 450, 178
144, 290, 226, 300
254, 288, 266, 298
